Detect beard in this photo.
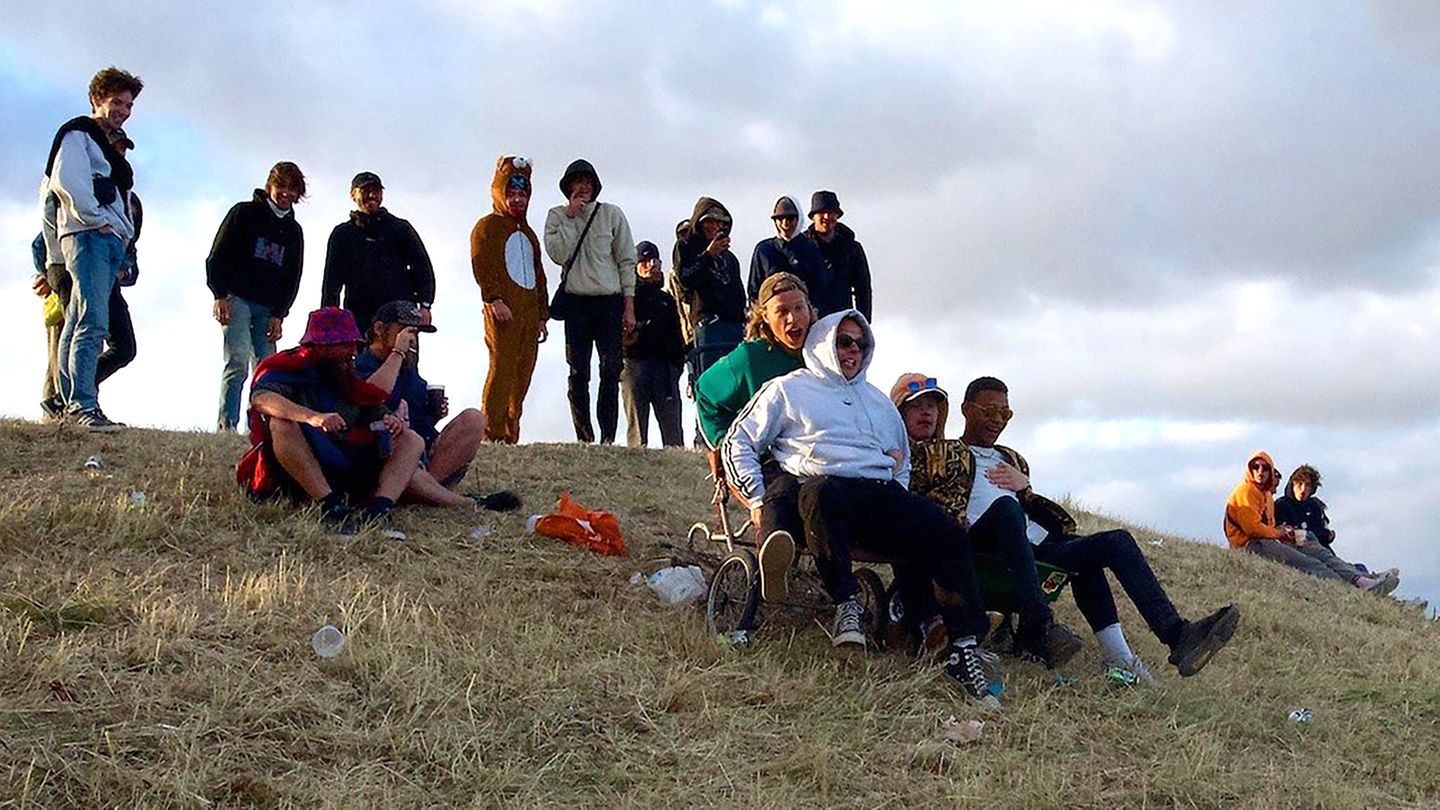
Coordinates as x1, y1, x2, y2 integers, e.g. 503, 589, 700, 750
317, 357, 354, 385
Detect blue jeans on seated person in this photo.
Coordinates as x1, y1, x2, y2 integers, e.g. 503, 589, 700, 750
57, 229, 124, 412
219, 296, 275, 431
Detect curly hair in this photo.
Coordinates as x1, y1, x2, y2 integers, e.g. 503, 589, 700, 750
266, 162, 308, 200
744, 272, 816, 344
1288, 464, 1322, 490
88, 67, 143, 104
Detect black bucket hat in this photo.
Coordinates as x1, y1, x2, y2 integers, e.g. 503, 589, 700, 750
808, 190, 843, 218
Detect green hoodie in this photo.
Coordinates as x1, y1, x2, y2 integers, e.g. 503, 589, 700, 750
694, 339, 804, 447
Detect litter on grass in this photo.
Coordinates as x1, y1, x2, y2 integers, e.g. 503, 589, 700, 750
1288, 708, 1314, 724
469, 526, 493, 540
311, 624, 345, 658
648, 565, 707, 604
939, 716, 985, 745
84, 455, 102, 470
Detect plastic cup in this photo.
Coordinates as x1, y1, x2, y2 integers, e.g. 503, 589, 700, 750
312, 624, 345, 658
426, 384, 445, 419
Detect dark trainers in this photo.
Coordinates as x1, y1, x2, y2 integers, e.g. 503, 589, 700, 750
40, 396, 65, 423
1016, 621, 1084, 669
831, 598, 866, 648
1167, 604, 1240, 677
72, 407, 124, 433
758, 530, 796, 603
320, 498, 356, 535
943, 637, 1001, 711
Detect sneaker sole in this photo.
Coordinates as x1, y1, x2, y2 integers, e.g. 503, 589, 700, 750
832, 629, 866, 649
758, 530, 796, 603
1375, 575, 1401, 597
85, 423, 125, 434
1173, 606, 1240, 677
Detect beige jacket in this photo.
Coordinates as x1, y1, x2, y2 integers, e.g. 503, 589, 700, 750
543, 200, 637, 297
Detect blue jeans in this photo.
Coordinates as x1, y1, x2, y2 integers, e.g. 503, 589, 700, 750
57, 229, 124, 411
218, 296, 275, 431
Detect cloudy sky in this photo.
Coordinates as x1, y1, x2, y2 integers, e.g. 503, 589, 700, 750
4, 2, 1438, 607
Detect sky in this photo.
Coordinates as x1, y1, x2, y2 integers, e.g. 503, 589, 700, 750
3, 1, 1438, 608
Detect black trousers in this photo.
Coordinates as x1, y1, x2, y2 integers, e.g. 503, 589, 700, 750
968, 497, 1053, 638
1034, 529, 1184, 646
46, 263, 136, 391
563, 295, 624, 444
797, 476, 989, 641
621, 358, 683, 447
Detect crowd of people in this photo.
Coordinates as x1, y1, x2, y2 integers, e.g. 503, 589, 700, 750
29, 67, 1404, 707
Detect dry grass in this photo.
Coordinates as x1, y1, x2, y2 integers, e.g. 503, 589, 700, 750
1, 418, 1437, 808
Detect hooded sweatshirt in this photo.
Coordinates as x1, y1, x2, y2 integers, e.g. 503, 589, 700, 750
542, 160, 637, 297
674, 197, 746, 325
1224, 450, 1284, 548
471, 156, 547, 317
206, 188, 305, 316
803, 221, 871, 321
321, 207, 436, 329
748, 196, 838, 314
722, 310, 909, 508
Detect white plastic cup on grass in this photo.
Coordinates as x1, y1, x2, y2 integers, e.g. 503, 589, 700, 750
312, 624, 345, 658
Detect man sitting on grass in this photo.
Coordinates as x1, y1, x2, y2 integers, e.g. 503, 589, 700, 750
1274, 464, 1398, 586
355, 300, 488, 507
1225, 451, 1396, 595
722, 311, 1000, 709
902, 374, 1241, 685
238, 307, 422, 533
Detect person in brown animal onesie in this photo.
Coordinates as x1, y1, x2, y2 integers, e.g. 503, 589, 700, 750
471, 156, 548, 443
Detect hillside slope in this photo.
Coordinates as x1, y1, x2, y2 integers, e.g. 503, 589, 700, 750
1, 420, 1437, 807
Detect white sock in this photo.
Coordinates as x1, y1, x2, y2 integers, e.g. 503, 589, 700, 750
1096, 623, 1134, 662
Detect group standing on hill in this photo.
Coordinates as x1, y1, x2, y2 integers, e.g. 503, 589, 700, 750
31, 65, 1412, 710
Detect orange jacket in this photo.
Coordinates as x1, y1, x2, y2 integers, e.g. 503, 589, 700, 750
1224, 450, 1284, 548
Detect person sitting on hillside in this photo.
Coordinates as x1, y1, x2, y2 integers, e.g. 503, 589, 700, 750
237, 307, 425, 533
1225, 452, 1397, 594
354, 300, 491, 508
723, 311, 1000, 709
900, 374, 1241, 683
695, 272, 816, 602
1274, 463, 1399, 587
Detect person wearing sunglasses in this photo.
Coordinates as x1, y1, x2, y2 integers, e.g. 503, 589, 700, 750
1226, 452, 1396, 594
904, 374, 1242, 685
723, 311, 1000, 709
746, 196, 837, 315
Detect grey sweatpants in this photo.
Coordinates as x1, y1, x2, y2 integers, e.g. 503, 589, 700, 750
1246, 537, 1362, 584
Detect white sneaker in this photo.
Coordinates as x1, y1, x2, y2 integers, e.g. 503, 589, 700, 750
1101, 654, 1158, 687
832, 599, 866, 648
758, 530, 796, 603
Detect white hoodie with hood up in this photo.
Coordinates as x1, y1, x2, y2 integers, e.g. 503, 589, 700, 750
722, 309, 910, 508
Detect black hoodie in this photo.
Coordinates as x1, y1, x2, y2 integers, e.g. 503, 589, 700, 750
803, 221, 872, 321
321, 207, 435, 329
673, 196, 746, 326
205, 189, 304, 317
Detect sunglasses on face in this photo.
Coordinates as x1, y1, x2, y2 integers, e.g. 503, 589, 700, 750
836, 334, 870, 351
969, 403, 1013, 422
1250, 462, 1271, 472
906, 377, 939, 393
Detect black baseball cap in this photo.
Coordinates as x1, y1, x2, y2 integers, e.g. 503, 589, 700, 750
351, 171, 384, 190
372, 300, 436, 332
636, 241, 660, 263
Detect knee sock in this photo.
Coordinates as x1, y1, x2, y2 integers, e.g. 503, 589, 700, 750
1096, 623, 1134, 662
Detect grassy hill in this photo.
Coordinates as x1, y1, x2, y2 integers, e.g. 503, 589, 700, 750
1, 419, 1437, 807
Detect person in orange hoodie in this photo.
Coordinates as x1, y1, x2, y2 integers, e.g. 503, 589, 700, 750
471, 156, 548, 443
1224, 450, 1393, 593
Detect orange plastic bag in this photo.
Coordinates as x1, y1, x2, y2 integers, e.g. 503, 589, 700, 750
531, 492, 627, 557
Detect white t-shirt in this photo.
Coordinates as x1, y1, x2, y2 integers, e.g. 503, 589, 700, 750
966, 445, 1051, 545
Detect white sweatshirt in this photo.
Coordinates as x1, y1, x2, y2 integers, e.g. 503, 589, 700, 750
722, 310, 910, 507
48, 130, 134, 242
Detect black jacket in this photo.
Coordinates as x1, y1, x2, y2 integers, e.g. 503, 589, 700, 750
803, 222, 872, 321
1274, 495, 1335, 546
748, 234, 844, 315
673, 197, 746, 327
205, 189, 304, 317
625, 278, 687, 365
321, 207, 435, 328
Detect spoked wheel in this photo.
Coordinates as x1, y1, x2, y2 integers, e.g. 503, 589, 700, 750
854, 567, 890, 649
706, 549, 759, 637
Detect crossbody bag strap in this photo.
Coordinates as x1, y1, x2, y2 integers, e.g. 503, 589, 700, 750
558, 202, 603, 293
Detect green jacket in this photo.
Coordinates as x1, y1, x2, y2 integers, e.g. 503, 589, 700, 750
695, 339, 804, 447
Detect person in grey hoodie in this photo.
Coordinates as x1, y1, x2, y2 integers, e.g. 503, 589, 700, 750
722, 310, 999, 709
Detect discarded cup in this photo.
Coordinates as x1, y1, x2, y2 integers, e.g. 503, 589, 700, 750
84, 455, 103, 470
525, 515, 542, 533
648, 565, 707, 604
715, 629, 750, 647
311, 624, 345, 658
382, 528, 407, 541
129, 491, 147, 507
1288, 708, 1313, 724
629, 571, 645, 587
469, 526, 493, 540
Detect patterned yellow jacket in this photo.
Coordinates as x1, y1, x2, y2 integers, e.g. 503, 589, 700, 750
909, 439, 1078, 537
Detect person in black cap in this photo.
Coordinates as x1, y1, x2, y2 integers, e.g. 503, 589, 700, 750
207, 161, 307, 431
543, 158, 637, 444
803, 190, 872, 321
747, 195, 840, 315
622, 240, 686, 447
354, 300, 488, 506
321, 171, 436, 337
